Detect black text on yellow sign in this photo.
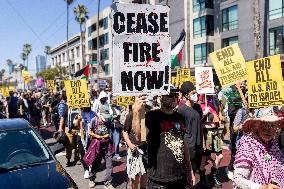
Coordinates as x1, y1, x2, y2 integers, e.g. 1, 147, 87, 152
46, 80, 56, 91
209, 44, 247, 87
116, 96, 135, 106
65, 80, 90, 108
246, 55, 284, 108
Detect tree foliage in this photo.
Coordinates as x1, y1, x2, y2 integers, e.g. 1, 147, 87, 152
36, 66, 68, 80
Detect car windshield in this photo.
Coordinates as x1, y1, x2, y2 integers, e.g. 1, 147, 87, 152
0, 128, 53, 171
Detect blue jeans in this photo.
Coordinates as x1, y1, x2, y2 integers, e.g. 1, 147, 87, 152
112, 128, 121, 156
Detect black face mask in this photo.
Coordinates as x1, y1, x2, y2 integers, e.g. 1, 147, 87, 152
84, 107, 91, 112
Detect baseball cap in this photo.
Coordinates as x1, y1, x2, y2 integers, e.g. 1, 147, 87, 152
180, 81, 195, 96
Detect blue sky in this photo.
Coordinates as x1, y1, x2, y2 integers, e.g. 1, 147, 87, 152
0, 0, 112, 75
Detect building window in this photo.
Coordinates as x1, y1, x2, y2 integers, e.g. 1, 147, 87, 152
194, 43, 214, 65
100, 48, 109, 60
269, 26, 284, 55
104, 64, 110, 75
76, 47, 80, 58
92, 67, 97, 74
99, 19, 104, 28
222, 36, 238, 47
88, 23, 96, 37
193, 0, 213, 12
71, 64, 75, 73
88, 39, 97, 50
103, 17, 108, 29
269, 0, 284, 20
71, 49, 74, 59
193, 15, 214, 39
99, 33, 109, 47
77, 63, 80, 70
222, 5, 238, 32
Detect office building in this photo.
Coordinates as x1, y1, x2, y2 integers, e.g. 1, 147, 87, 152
35, 55, 47, 73
50, 33, 83, 74
157, 0, 284, 74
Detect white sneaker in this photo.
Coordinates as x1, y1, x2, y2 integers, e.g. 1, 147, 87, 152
114, 155, 121, 160
89, 181, 95, 188
119, 143, 122, 148
84, 170, 89, 179
104, 183, 115, 189
227, 170, 234, 180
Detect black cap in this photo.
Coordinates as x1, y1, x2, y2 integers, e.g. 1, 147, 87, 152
180, 81, 195, 96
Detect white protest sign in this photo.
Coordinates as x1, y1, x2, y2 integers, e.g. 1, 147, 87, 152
195, 67, 215, 94
112, 3, 171, 96
113, 35, 170, 95
112, 3, 169, 36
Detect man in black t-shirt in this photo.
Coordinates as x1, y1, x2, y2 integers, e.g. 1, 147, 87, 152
178, 81, 201, 173
132, 93, 195, 188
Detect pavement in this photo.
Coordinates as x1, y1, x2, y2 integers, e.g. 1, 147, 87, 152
40, 125, 233, 189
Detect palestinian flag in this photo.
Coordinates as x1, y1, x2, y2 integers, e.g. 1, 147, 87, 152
171, 30, 186, 68
74, 64, 90, 80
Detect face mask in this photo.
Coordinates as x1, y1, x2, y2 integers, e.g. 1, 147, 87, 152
190, 93, 198, 102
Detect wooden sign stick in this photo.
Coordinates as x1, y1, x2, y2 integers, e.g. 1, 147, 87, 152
235, 82, 248, 110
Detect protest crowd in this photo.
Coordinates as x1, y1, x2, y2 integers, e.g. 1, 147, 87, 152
0, 78, 284, 189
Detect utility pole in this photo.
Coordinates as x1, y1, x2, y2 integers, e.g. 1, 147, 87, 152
66, 2, 71, 79
96, 0, 101, 88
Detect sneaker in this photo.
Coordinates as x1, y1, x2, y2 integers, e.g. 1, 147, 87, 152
119, 143, 122, 148
84, 170, 90, 179
89, 181, 95, 188
104, 183, 115, 189
227, 170, 234, 180
114, 155, 121, 160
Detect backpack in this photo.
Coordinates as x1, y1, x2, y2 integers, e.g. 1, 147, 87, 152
67, 109, 79, 131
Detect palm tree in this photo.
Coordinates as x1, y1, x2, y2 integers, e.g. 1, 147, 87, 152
6, 59, 13, 74
20, 53, 27, 70
0, 69, 5, 83
23, 43, 32, 70
44, 45, 51, 67
74, 4, 89, 67
64, 0, 74, 78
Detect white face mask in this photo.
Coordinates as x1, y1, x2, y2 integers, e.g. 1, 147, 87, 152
190, 93, 198, 102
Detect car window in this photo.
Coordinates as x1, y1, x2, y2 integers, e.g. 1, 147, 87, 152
0, 128, 53, 169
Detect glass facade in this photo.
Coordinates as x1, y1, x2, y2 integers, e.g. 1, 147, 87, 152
222, 5, 238, 31
269, 26, 284, 55
194, 43, 214, 65
269, 0, 284, 20
222, 36, 238, 47
103, 17, 108, 29
100, 48, 109, 60
193, 0, 213, 12
193, 15, 214, 39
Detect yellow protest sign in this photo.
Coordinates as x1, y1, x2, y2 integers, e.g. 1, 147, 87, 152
246, 55, 284, 108
64, 80, 90, 108
46, 80, 56, 92
209, 43, 247, 87
116, 96, 135, 106
172, 68, 192, 88
1, 87, 9, 97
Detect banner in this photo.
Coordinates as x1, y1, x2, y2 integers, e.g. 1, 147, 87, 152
22, 70, 30, 84
112, 3, 170, 96
46, 80, 56, 92
246, 55, 284, 108
209, 44, 247, 87
64, 80, 90, 108
195, 67, 214, 94
116, 96, 135, 106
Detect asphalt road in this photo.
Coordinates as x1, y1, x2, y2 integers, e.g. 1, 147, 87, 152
41, 125, 233, 189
